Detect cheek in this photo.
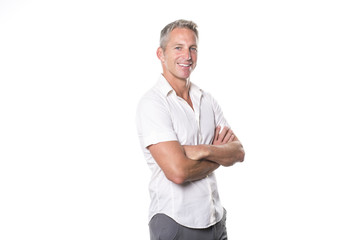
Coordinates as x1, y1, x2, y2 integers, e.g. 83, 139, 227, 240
168, 53, 180, 63
191, 53, 198, 61
164, 55, 174, 66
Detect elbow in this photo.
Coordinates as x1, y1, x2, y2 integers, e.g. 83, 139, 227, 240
169, 174, 187, 185
170, 175, 186, 185
235, 146, 245, 163
165, 167, 187, 185
233, 141, 245, 164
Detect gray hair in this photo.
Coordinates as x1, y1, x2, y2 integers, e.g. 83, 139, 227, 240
160, 19, 198, 50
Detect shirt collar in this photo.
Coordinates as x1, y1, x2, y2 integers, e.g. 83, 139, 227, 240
157, 74, 203, 97
157, 74, 174, 96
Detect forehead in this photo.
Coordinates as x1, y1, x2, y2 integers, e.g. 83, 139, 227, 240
167, 28, 198, 45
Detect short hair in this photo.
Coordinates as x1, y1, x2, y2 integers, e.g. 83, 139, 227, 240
160, 19, 198, 50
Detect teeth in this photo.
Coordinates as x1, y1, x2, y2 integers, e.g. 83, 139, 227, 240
179, 64, 190, 67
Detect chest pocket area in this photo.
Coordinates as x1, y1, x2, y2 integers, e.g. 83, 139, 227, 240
169, 101, 198, 145
199, 102, 216, 144
170, 99, 216, 145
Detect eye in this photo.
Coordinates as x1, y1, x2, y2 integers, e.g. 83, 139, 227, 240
190, 47, 197, 52
175, 47, 182, 50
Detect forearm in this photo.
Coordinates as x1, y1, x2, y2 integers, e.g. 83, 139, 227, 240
205, 141, 245, 166
184, 141, 245, 167
182, 158, 220, 182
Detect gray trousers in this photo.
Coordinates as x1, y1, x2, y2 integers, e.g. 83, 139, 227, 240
149, 209, 228, 240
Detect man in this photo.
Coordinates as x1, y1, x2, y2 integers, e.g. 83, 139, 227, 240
136, 19, 245, 240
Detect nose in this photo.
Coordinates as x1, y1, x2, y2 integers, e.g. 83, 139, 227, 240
186, 49, 192, 60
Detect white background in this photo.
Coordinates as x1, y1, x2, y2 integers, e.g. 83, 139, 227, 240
1, 0, 359, 239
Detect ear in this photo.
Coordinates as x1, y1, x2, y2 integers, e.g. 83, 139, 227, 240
156, 47, 165, 62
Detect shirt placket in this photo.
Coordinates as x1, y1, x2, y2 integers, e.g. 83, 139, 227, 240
193, 109, 201, 144
193, 91, 203, 144
179, 89, 217, 225
208, 179, 216, 223
193, 94, 216, 223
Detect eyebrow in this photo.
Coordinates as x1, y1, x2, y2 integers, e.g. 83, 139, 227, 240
172, 43, 198, 47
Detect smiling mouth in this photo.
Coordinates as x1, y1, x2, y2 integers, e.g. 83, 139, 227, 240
178, 63, 192, 67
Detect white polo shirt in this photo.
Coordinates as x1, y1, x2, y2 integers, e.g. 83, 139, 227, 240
136, 75, 230, 229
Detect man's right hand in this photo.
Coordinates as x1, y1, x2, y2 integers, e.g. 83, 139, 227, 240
212, 126, 235, 145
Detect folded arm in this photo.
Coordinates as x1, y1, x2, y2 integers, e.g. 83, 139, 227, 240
148, 141, 219, 185
148, 126, 244, 185
184, 126, 245, 167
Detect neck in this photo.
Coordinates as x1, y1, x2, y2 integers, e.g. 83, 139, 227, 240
162, 73, 191, 100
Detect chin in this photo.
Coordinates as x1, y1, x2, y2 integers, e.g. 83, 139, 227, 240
180, 75, 191, 81
179, 72, 192, 80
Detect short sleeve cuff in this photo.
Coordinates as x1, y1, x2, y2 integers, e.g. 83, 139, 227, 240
142, 131, 178, 148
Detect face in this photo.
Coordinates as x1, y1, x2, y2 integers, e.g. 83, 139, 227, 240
158, 28, 198, 81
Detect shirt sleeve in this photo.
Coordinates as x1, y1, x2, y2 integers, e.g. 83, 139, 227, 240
136, 95, 178, 148
210, 93, 231, 129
